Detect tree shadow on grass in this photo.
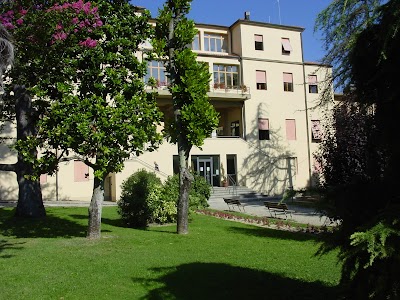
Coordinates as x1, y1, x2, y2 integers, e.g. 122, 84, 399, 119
0, 208, 87, 238
0, 239, 24, 259
134, 262, 339, 300
226, 225, 321, 242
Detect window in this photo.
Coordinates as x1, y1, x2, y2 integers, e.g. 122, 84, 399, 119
231, 120, 240, 137
40, 174, 47, 184
308, 75, 318, 93
204, 33, 227, 52
313, 158, 322, 174
283, 73, 293, 92
145, 60, 168, 87
258, 118, 270, 140
285, 119, 296, 140
191, 33, 200, 50
254, 34, 263, 50
74, 160, 89, 182
311, 120, 322, 142
213, 64, 239, 88
256, 70, 267, 90
281, 38, 292, 55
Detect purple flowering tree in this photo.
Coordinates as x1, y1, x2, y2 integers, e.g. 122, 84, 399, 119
0, 0, 161, 237
0, 0, 103, 218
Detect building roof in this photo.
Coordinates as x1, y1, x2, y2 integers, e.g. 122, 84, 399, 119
230, 19, 304, 32
304, 61, 333, 68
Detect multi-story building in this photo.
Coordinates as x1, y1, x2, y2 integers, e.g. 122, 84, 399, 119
0, 12, 332, 202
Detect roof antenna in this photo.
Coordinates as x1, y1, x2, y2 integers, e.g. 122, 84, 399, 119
277, 0, 282, 25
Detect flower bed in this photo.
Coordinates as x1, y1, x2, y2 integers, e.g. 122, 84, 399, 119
196, 209, 331, 234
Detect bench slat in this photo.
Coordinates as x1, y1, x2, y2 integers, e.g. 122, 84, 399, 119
263, 201, 294, 219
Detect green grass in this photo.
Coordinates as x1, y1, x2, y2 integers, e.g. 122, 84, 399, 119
0, 207, 341, 300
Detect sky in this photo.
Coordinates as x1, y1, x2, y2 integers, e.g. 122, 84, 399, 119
133, 0, 333, 62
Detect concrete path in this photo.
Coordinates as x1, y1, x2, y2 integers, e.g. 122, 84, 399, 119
1, 199, 329, 226
208, 198, 331, 226
0, 200, 117, 208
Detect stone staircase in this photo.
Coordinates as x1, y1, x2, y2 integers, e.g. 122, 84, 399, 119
209, 186, 279, 205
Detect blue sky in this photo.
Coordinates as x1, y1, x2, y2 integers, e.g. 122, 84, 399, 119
133, 0, 332, 62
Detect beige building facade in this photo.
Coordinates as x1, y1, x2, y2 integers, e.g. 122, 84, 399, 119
0, 16, 332, 202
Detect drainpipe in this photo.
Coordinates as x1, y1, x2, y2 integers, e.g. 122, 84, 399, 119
300, 31, 312, 187
55, 149, 59, 201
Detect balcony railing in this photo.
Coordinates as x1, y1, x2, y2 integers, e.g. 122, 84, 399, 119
209, 83, 250, 95
145, 80, 251, 96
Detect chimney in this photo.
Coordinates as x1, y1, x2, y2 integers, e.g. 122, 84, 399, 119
244, 11, 250, 20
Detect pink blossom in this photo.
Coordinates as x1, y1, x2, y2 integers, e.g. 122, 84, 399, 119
83, 2, 91, 14
93, 19, 102, 28
71, 17, 79, 24
16, 18, 23, 25
79, 37, 97, 48
56, 23, 63, 30
72, 0, 84, 11
3, 22, 15, 30
19, 9, 28, 16
53, 32, 68, 41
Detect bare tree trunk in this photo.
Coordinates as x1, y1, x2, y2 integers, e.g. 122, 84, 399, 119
87, 176, 104, 239
15, 167, 45, 218
14, 85, 45, 218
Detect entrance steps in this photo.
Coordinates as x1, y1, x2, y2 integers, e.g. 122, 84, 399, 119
209, 186, 279, 205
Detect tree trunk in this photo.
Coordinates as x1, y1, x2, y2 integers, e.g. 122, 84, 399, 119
87, 176, 104, 239
15, 167, 45, 218
13, 85, 45, 218
176, 145, 192, 234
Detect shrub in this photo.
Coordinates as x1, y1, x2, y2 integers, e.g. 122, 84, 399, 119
118, 169, 163, 227
118, 170, 210, 227
161, 172, 210, 214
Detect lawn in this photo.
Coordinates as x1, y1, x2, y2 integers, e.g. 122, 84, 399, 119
0, 206, 341, 300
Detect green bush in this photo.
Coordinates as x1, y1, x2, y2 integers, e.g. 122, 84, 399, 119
118, 169, 163, 228
161, 172, 210, 213
118, 170, 210, 227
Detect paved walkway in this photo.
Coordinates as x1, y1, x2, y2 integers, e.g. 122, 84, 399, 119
208, 198, 330, 226
1, 199, 329, 226
0, 200, 117, 208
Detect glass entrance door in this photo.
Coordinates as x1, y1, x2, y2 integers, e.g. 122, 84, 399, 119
197, 158, 213, 185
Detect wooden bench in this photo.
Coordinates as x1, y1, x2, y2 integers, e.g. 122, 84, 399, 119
223, 196, 245, 212
264, 201, 294, 219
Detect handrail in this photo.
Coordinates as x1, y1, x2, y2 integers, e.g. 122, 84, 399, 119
227, 174, 237, 196
127, 156, 170, 179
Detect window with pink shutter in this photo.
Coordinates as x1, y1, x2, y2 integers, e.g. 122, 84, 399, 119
40, 174, 47, 184
308, 75, 318, 93
311, 120, 322, 142
258, 118, 270, 140
283, 73, 294, 92
254, 34, 263, 50
256, 70, 267, 90
313, 158, 322, 173
285, 119, 296, 140
74, 160, 89, 182
281, 38, 292, 54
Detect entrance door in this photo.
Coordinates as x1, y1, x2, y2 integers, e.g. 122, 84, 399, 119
197, 158, 213, 185
226, 154, 237, 185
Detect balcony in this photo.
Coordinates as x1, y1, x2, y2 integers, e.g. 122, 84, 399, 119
208, 83, 251, 101
145, 81, 251, 101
